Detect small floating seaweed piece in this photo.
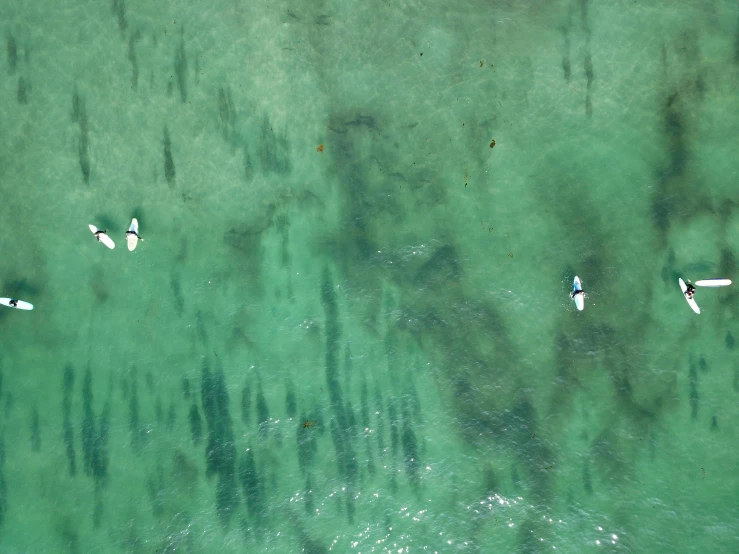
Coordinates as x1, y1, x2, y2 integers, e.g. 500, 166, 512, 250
316, 144, 324, 152
302, 420, 315, 429
489, 139, 496, 148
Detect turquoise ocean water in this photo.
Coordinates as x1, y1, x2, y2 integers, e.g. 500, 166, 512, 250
1, 0, 738, 552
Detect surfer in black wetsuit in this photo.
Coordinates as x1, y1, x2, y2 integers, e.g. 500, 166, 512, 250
685, 282, 696, 299
125, 229, 143, 241
8, 299, 18, 308
571, 288, 585, 299
94, 229, 108, 241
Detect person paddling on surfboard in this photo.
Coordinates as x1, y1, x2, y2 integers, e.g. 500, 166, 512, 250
8, 299, 18, 308
571, 288, 585, 299
94, 229, 109, 242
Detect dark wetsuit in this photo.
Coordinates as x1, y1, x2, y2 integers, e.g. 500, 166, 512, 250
571, 289, 584, 298
685, 284, 696, 299
9, 299, 18, 308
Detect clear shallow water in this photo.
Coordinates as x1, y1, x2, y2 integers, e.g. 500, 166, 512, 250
1, 0, 738, 552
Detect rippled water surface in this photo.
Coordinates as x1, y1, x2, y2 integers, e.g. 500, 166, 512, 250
1, 0, 738, 552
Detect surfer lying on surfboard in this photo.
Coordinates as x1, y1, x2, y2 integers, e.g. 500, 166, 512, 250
88, 224, 115, 249
126, 218, 142, 251
0, 297, 33, 310
684, 282, 696, 299
125, 229, 143, 241
571, 276, 585, 311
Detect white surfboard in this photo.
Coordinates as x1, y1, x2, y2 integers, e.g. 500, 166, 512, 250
695, 279, 732, 288
0, 298, 33, 310
126, 218, 141, 251
89, 224, 115, 249
572, 276, 584, 311
679, 278, 700, 314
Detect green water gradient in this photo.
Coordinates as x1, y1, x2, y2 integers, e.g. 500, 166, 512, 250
0, 0, 738, 552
